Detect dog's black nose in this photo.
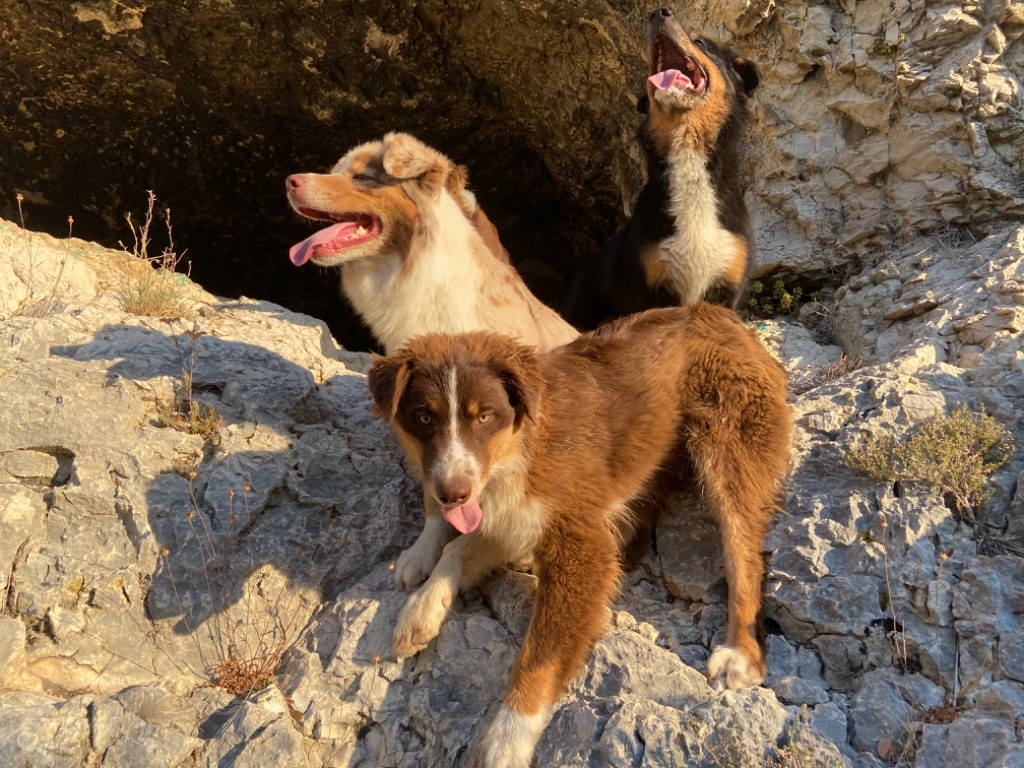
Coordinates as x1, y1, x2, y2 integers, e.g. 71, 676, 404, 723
653, 7, 672, 19
437, 478, 471, 507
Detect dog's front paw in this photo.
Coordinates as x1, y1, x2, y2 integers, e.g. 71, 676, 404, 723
392, 587, 451, 659
382, 133, 434, 181
707, 645, 764, 691
395, 540, 441, 590
474, 705, 545, 768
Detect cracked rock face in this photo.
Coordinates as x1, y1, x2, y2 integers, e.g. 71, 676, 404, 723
2, 0, 1021, 349
2, 217, 1023, 765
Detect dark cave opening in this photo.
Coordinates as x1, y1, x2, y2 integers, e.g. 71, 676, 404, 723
1, 1, 638, 353
5, 131, 611, 353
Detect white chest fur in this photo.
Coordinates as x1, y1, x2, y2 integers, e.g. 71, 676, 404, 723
477, 465, 543, 563
341, 193, 485, 353
658, 153, 739, 305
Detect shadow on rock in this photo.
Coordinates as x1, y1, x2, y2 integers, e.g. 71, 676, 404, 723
52, 323, 422, 647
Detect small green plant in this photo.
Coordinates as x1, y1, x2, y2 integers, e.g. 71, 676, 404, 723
848, 404, 1014, 521
745, 278, 804, 318
867, 34, 905, 58
117, 190, 191, 318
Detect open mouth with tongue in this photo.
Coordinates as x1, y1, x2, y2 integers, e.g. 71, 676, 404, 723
289, 207, 382, 267
441, 498, 483, 535
648, 34, 709, 98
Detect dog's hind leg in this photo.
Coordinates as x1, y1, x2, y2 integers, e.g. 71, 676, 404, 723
476, 516, 621, 768
701, 461, 770, 690
686, 391, 789, 690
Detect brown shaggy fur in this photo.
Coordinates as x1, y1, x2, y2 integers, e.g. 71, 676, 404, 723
368, 304, 792, 765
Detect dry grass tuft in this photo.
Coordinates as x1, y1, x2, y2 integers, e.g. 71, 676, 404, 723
209, 641, 284, 697
847, 403, 1013, 522
161, 481, 321, 698
117, 190, 191, 318
6, 193, 74, 319
792, 354, 863, 395
153, 321, 222, 442
156, 398, 222, 441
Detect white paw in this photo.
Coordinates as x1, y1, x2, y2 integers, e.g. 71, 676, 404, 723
707, 645, 763, 691
476, 705, 546, 768
392, 587, 450, 659
395, 540, 442, 590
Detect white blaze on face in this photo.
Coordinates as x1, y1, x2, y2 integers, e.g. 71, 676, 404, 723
431, 366, 485, 535
432, 366, 481, 493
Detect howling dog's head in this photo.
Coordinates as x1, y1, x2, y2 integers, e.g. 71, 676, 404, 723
285, 132, 504, 268
641, 8, 759, 155
368, 333, 540, 534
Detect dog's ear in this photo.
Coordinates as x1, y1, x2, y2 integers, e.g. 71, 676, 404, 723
733, 57, 759, 96
381, 132, 452, 200
489, 343, 541, 429
636, 93, 650, 114
445, 164, 471, 209
367, 352, 413, 423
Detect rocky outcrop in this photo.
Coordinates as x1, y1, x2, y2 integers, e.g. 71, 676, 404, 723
2, 215, 1023, 765
746, 0, 1024, 277
2, 0, 1021, 347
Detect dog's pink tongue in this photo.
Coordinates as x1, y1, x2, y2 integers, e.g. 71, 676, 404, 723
442, 499, 482, 535
649, 69, 691, 91
289, 222, 351, 266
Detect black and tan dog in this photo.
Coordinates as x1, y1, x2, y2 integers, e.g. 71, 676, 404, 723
566, 8, 760, 330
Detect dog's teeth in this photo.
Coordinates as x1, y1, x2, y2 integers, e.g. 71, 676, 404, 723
355, 226, 368, 236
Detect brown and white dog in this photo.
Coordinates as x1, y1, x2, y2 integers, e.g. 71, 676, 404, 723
566, 8, 760, 330
368, 304, 792, 767
285, 132, 578, 354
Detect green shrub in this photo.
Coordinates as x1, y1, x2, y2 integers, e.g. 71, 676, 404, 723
745, 278, 804, 318
867, 34, 905, 58
848, 404, 1013, 521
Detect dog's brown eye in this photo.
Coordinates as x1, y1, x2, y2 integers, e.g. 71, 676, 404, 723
417, 412, 433, 425
353, 173, 372, 182
694, 39, 706, 49
477, 412, 493, 424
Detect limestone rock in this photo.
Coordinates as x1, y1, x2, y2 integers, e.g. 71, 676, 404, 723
1, 210, 1023, 765
0, 690, 204, 768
